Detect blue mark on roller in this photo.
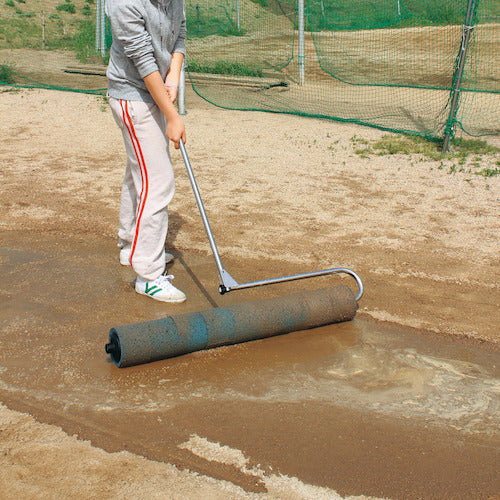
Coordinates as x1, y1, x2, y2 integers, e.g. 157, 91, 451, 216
283, 304, 308, 331
204, 307, 237, 347
154, 314, 208, 358
185, 313, 210, 349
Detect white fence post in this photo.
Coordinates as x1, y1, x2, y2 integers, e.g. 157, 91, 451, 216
298, 0, 305, 85
95, 0, 106, 56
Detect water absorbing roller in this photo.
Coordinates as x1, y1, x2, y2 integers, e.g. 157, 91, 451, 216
105, 285, 357, 367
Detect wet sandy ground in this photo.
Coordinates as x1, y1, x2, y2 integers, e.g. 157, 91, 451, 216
1, 231, 499, 499
0, 87, 499, 498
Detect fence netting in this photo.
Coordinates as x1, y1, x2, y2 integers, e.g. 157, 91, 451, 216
0, 0, 498, 141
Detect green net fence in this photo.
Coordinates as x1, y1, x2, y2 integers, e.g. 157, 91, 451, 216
1, 0, 498, 141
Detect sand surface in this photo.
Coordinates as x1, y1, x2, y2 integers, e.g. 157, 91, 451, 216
1, 86, 498, 340
0, 87, 499, 498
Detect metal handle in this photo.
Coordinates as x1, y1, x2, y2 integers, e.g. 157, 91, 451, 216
179, 139, 363, 300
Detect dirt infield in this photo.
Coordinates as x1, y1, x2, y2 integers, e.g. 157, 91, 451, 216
0, 87, 499, 498
1, 86, 498, 342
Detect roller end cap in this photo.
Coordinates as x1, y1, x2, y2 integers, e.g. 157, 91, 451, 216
105, 330, 122, 365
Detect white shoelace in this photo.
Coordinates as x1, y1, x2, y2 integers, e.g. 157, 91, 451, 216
157, 274, 175, 286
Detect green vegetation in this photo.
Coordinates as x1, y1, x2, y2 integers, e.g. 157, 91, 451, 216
475, 167, 499, 177
5, 0, 15, 6
56, 2, 76, 14
188, 60, 263, 77
0, 3, 106, 63
351, 134, 500, 178
248, 0, 295, 18
0, 63, 15, 83
369, 134, 445, 160
0, 17, 44, 48
69, 19, 102, 62
245, 0, 500, 32
353, 134, 499, 159
185, 4, 245, 39
97, 94, 108, 112
451, 138, 499, 156
221, 24, 246, 37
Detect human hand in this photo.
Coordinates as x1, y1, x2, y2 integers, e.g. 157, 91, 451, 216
164, 82, 178, 103
166, 113, 186, 149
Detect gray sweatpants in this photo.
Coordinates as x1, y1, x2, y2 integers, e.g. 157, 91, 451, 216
109, 97, 175, 280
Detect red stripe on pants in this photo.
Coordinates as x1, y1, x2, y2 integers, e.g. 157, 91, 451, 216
120, 100, 149, 267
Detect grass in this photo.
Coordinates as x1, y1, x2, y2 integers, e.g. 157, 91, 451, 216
185, 4, 246, 39
0, 62, 15, 83
0, 16, 46, 48
371, 135, 445, 160
56, 2, 76, 14
187, 60, 263, 77
351, 134, 500, 178
451, 138, 499, 156
476, 167, 499, 177
0, 0, 94, 50
97, 94, 108, 112
256, 0, 500, 31
70, 19, 100, 62
305, 0, 459, 31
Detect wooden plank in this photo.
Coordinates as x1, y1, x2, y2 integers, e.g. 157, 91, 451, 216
64, 65, 107, 76
187, 72, 287, 89
62, 66, 289, 90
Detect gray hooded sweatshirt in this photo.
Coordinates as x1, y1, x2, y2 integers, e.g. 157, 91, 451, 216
105, 0, 186, 103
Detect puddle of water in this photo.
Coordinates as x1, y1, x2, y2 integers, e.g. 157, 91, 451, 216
0, 237, 499, 436
216, 323, 499, 435
1, 311, 498, 436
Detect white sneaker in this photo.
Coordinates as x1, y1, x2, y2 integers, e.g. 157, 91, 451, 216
120, 246, 132, 266
135, 274, 186, 303
120, 247, 174, 266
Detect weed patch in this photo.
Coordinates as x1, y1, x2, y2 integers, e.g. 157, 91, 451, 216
353, 134, 499, 161
0, 63, 15, 84
56, 2, 75, 14
350, 133, 500, 179
187, 60, 263, 77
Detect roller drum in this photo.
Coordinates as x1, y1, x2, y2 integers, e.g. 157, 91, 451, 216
106, 285, 358, 367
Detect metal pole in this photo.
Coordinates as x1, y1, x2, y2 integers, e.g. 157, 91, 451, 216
95, 0, 101, 53
95, 0, 106, 56
298, 0, 305, 85
42, 10, 46, 48
442, 0, 476, 152
236, 0, 240, 30
100, 0, 106, 56
178, 64, 186, 115
179, 139, 228, 286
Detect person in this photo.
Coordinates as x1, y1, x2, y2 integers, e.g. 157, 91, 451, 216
105, 0, 187, 303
